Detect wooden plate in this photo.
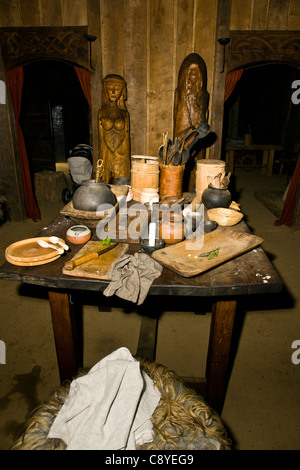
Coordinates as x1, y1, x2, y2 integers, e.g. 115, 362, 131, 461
5, 237, 65, 266
6, 253, 61, 267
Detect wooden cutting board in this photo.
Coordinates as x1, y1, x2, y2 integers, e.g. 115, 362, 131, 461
62, 242, 129, 280
152, 227, 264, 277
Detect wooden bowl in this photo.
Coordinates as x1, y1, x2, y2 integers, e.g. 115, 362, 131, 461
207, 208, 244, 226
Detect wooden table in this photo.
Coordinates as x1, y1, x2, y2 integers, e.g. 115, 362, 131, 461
225, 144, 283, 176
0, 214, 283, 414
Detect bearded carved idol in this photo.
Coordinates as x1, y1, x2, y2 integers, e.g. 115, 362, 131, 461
173, 53, 209, 143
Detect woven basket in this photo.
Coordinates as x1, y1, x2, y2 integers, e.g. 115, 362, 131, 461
207, 207, 244, 226
11, 359, 231, 450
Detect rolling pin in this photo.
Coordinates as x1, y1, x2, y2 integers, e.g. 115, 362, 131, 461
64, 242, 118, 271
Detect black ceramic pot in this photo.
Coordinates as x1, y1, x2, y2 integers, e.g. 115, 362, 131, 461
201, 185, 231, 209
72, 179, 117, 212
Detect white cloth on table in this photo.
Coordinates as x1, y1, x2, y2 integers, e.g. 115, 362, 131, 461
47, 347, 161, 450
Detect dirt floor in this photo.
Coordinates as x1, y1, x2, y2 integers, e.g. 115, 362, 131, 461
0, 167, 299, 450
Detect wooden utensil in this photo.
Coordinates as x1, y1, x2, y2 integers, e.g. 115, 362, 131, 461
182, 195, 202, 215
49, 236, 69, 250
37, 240, 64, 254
166, 137, 179, 164
64, 242, 118, 271
162, 132, 168, 164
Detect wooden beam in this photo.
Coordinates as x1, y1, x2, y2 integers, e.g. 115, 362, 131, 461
209, 0, 232, 160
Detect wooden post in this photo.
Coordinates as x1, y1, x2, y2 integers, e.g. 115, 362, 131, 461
87, 0, 103, 169
209, 0, 232, 161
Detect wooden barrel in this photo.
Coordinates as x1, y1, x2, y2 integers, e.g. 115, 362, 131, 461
159, 164, 185, 200
130, 156, 159, 202
196, 159, 226, 200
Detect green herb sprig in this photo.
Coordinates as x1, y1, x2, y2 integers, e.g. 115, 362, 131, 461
98, 237, 112, 246
198, 247, 220, 260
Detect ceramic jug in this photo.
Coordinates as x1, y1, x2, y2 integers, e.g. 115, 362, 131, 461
72, 180, 117, 212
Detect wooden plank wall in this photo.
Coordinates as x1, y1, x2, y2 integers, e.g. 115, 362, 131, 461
0, 0, 299, 162
98, 0, 218, 157
230, 0, 300, 30
0, 0, 218, 159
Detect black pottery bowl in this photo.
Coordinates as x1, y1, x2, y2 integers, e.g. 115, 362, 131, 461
204, 220, 218, 233
141, 238, 165, 254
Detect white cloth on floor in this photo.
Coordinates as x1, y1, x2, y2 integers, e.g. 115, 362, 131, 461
47, 347, 161, 450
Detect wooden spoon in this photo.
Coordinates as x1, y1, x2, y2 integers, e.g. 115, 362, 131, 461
37, 240, 64, 254
49, 236, 69, 251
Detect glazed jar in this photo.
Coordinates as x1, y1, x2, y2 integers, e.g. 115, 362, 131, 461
158, 212, 185, 244
72, 179, 117, 212
201, 185, 231, 209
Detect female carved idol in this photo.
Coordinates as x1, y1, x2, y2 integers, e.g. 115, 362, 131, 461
98, 74, 130, 183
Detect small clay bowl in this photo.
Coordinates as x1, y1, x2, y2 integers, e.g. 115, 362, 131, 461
204, 220, 218, 233
66, 225, 92, 244
141, 238, 165, 253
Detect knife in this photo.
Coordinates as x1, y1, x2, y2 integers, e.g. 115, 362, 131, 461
64, 242, 118, 271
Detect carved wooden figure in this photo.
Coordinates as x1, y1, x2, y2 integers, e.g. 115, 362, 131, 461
98, 74, 130, 183
173, 53, 209, 190
174, 53, 209, 142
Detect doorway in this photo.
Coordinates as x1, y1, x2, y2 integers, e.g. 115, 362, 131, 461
223, 64, 300, 171
20, 60, 90, 174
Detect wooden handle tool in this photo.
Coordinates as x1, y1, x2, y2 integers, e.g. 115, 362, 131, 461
64, 242, 118, 271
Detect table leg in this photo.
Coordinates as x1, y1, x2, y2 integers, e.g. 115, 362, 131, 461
267, 149, 275, 176
205, 299, 237, 414
136, 315, 158, 361
227, 150, 235, 174
261, 150, 268, 175
48, 290, 82, 383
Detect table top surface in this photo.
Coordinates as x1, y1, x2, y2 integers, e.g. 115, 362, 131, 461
0, 211, 284, 298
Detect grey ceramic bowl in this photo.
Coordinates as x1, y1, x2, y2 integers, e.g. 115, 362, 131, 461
204, 220, 218, 233
141, 238, 165, 253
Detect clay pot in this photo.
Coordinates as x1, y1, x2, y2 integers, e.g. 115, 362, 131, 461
201, 185, 231, 209
72, 180, 117, 212
159, 212, 185, 244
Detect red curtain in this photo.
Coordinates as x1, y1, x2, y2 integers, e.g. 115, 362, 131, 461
74, 66, 91, 108
274, 156, 300, 227
225, 69, 243, 101
6, 66, 41, 221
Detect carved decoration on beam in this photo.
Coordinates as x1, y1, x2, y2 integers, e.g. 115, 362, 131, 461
0, 27, 88, 70
228, 31, 300, 70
